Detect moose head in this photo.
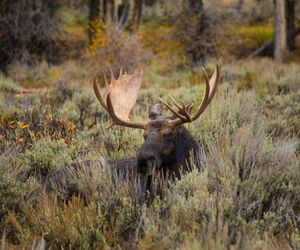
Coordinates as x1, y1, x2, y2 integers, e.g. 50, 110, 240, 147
93, 61, 221, 178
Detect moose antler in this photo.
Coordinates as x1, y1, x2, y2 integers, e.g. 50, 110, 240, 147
159, 60, 222, 126
93, 69, 146, 129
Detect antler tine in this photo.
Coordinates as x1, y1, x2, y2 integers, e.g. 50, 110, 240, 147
191, 61, 221, 119
159, 97, 186, 120
170, 96, 192, 121
107, 64, 115, 83
169, 61, 221, 126
180, 101, 192, 122
103, 72, 109, 92
93, 77, 108, 111
188, 65, 212, 120
203, 60, 221, 110
169, 96, 182, 110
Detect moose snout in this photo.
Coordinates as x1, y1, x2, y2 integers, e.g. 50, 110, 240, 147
137, 150, 161, 175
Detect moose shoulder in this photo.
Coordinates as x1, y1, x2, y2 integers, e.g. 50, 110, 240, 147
93, 60, 222, 179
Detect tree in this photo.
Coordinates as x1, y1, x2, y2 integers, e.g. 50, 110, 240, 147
249, 0, 299, 59
175, 0, 216, 65
88, 0, 100, 44
110, 0, 116, 22
0, 0, 61, 71
236, 0, 244, 11
274, 0, 287, 62
131, 0, 144, 33
285, 0, 295, 51
118, 0, 130, 26
102, 0, 108, 22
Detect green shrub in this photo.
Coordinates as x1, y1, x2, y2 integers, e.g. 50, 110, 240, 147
0, 150, 39, 235
191, 86, 259, 146
224, 59, 300, 96
18, 137, 86, 178
61, 91, 100, 129
7, 61, 56, 88
7, 60, 90, 88
0, 76, 20, 95
8, 161, 140, 248
261, 90, 300, 138
203, 126, 299, 235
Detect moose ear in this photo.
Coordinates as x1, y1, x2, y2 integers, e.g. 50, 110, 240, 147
148, 103, 163, 120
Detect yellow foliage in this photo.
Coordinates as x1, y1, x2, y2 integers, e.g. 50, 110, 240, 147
140, 23, 185, 71
49, 67, 62, 82
227, 24, 274, 47
89, 19, 108, 57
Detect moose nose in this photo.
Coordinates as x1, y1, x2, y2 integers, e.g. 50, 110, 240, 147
137, 155, 157, 175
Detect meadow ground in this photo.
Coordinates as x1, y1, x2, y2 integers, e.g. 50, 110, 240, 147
1, 3, 300, 247
0, 56, 299, 249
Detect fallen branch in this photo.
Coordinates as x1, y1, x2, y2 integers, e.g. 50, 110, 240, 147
248, 27, 300, 58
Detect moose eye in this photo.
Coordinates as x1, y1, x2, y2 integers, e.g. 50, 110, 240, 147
163, 132, 172, 141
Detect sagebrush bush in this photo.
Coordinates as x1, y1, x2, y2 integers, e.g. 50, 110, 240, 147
0, 79, 19, 116
7, 61, 60, 88
0, 150, 40, 235
8, 161, 141, 248
17, 137, 86, 179
203, 126, 299, 233
7, 60, 90, 88
261, 90, 300, 138
223, 59, 300, 95
61, 90, 101, 129
50, 80, 75, 108
0, 76, 20, 95
191, 86, 259, 147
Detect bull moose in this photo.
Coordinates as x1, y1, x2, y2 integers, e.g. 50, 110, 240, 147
93, 60, 221, 180
45, 61, 221, 197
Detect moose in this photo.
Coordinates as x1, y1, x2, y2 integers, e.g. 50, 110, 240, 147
93, 60, 221, 180
45, 61, 221, 197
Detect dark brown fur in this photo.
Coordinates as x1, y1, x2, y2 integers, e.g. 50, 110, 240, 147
137, 119, 200, 178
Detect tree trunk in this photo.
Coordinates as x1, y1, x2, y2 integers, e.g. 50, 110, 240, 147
187, 0, 206, 64
88, 0, 100, 45
131, 0, 143, 33
102, 0, 108, 22
118, 0, 130, 26
236, 0, 244, 12
274, 0, 287, 62
109, 0, 115, 22
285, 0, 295, 51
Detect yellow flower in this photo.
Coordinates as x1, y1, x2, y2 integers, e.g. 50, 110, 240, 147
68, 124, 76, 132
